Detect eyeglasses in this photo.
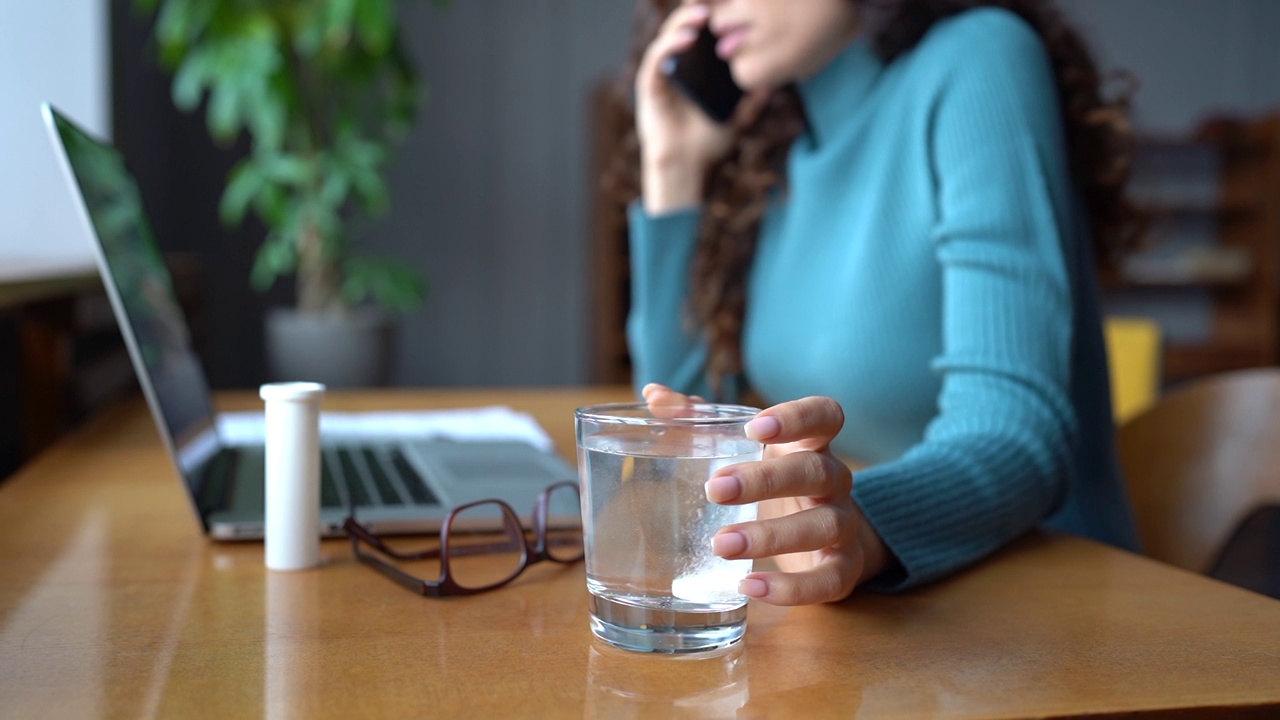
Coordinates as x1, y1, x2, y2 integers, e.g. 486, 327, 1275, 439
342, 481, 584, 597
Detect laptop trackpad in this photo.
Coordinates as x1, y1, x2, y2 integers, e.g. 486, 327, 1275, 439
401, 440, 575, 508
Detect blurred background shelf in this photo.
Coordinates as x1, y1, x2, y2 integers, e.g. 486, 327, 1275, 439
1119, 245, 1254, 288
1104, 112, 1280, 385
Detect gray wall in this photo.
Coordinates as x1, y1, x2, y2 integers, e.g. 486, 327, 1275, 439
0, 0, 108, 260
371, 0, 635, 387
1061, 0, 1280, 134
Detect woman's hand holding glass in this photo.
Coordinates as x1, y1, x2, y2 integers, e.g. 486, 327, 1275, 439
643, 383, 889, 605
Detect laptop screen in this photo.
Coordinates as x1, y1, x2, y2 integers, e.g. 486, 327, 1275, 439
47, 106, 220, 507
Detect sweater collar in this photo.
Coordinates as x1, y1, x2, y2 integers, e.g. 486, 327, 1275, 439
796, 35, 883, 147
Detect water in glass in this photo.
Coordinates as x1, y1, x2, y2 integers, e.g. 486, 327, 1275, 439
579, 429, 761, 652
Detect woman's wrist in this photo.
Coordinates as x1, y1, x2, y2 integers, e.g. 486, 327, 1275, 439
641, 154, 706, 215
851, 501, 890, 586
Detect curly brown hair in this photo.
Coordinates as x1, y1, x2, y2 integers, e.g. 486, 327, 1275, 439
609, 0, 1144, 395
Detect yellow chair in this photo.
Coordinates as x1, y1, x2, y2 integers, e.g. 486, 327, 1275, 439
1104, 316, 1162, 424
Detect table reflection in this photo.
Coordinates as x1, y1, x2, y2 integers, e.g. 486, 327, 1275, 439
585, 642, 750, 718
265, 569, 322, 720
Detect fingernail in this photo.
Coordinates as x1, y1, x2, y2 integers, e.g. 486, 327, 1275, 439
691, 4, 710, 17
712, 532, 746, 557
641, 383, 659, 398
744, 416, 780, 440
739, 578, 767, 598
704, 474, 741, 502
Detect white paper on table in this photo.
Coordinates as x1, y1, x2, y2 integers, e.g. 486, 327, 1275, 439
217, 405, 555, 452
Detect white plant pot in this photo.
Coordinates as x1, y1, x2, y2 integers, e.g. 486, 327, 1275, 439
265, 307, 395, 388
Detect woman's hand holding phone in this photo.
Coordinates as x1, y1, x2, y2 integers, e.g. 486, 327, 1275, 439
636, 4, 743, 214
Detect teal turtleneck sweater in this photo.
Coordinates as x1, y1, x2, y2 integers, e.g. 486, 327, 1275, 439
626, 8, 1140, 590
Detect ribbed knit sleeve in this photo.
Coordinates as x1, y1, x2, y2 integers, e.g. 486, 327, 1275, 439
853, 12, 1079, 590
624, 203, 716, 399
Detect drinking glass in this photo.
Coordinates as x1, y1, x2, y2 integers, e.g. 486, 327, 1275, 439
575, 402, 762, 653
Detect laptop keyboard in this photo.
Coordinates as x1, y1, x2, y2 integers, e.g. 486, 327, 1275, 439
203, 445, 443, 516
392, 450, 438, 506
320, 447, 440, 509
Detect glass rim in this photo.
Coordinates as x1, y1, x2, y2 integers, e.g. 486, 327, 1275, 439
573, 401, 762, 426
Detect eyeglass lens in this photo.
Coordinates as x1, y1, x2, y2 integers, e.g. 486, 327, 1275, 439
447, 501, 528, 589
544, 483, 585, 563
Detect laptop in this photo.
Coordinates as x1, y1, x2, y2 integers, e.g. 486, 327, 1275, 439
41, 103, 577, 540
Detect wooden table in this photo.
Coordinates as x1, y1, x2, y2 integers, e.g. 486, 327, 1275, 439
2, 388, 1279, 719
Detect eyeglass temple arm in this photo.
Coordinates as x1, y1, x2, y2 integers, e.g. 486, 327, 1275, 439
343, 518, 446, 560
350, 541, 445, 597
343, 519, 527, 561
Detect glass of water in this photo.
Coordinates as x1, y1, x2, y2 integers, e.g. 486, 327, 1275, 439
574, 402, 763, 653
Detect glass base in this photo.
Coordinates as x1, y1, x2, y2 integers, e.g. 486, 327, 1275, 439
588, 592, 747, 654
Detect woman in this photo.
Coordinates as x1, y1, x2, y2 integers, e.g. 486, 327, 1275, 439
613, 0, 1145, 605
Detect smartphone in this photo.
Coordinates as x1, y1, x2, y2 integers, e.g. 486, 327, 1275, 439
660, 26, 744, 124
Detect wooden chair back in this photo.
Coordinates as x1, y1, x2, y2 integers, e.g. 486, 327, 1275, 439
1118, 368, 1280, 573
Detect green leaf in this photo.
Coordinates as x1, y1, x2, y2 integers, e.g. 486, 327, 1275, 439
219, 161, 264, 226
387, 44, 420, 136
342, 255, 425, 312
258, 153, 314, 186
154, 0, 218, 68
354, 0, 393, 55
357, 137, 388, 167
246, 93, 287, 153
320, 164, 352, 207
206, 77, 243, 143
294, 4, 326, 58
325, 0, 358, 48
171, 48, 212, 110
252, 182, 288, 226
350, 168, 389, 214
251, 232, 299, 291
154, 0, 195, 53
239, 9, 278, 44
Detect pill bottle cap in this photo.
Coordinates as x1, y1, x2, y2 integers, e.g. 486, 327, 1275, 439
259, 382, 326, 403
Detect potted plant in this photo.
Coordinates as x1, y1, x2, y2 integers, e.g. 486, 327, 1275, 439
137, 0, 441, 386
